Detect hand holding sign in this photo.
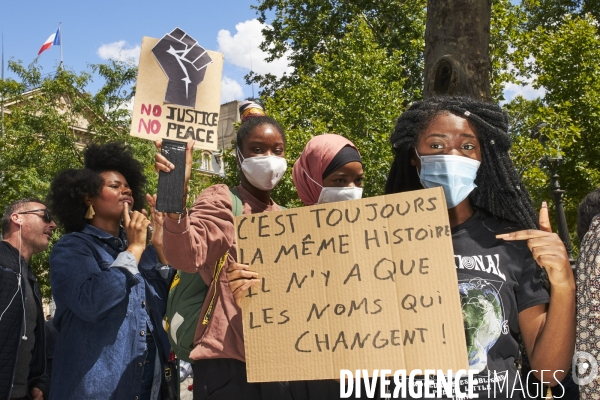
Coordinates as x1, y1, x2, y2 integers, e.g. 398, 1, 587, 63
496, 202, 575, 290
152, 28, 213, 107
227, 262, 259, 308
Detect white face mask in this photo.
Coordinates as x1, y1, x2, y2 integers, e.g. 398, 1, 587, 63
303, 168, 363, 204
317, 186, 363, 204
238, 150, 287, 191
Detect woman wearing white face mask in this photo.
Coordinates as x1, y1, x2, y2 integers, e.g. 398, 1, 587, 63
155, 100, 292, 400
386, 96, 575, 399
292, 134, 363, 206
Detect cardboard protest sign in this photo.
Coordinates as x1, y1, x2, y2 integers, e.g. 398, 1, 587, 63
236, 187, 469, 382
130, 28, 224, 151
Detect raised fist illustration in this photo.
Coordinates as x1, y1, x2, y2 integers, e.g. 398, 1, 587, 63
152, 28, 213, 107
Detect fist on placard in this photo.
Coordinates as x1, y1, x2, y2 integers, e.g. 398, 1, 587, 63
152, 28, 213, 107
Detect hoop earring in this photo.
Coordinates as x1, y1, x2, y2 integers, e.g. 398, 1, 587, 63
85, 205, 95, 220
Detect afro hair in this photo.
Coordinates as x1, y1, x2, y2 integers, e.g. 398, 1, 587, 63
47, 142, 147, 233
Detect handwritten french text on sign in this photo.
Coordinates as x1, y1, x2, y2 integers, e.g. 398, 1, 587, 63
236, 188, 469, 382
130, 28, 224, 151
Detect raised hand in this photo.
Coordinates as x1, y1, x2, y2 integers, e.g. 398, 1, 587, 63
496, 202, 574, 291
123, 202, 151, 263
152, 28, 213, 107
227, 262, 259, 308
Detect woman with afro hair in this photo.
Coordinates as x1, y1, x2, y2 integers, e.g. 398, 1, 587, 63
47, 142, 173, 400
386, 96, 575, 399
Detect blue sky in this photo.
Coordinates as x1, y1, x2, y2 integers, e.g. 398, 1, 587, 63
1, 1, 542, 103
0, 0, 285, 102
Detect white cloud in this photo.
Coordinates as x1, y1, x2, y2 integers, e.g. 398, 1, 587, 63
502, 55, 546, 102
97, 41, 141, 64
217, 19, 293, 78
221, 76, 244, 103
122, 97, 135, 112
503, 81, 546, 102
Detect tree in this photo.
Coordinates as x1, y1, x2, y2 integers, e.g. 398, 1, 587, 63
424, 0, 492, 100
218, 19, 413, 208
252, 0, 426, 99
0, 60, 157, 299
505, 10, 600, 247
247, 0, 523, 202
251, 0, 600, 249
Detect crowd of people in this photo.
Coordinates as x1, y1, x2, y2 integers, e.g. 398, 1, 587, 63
1, 95, 596, 399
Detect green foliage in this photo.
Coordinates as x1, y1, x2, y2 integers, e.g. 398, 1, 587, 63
268, 20, 411, 206
253, 0, 600, 251
0, 60, 158, 299
506, 11, 600, 248
522, 0, 582, 29
251, 0, 426, 97
4, 1, 598, 299
220, 20, 413, 208
490, 0, 528, 101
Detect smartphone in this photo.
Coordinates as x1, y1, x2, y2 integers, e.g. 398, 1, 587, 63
156, 139, 187, 213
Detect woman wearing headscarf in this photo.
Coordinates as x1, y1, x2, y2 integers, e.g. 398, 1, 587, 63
292, 134, 364, 206
291, 134, 374, 400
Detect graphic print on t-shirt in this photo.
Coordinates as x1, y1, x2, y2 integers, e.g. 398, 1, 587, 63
457, 274, 506, 373
442, 211, 550, 399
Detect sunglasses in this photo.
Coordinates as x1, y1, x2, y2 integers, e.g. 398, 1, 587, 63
18, 208, 54, 223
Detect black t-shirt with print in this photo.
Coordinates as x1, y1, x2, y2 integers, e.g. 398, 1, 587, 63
394, 210, 550, 400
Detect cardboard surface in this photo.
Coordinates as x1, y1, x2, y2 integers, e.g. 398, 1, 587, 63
236, 188, 469, 382
130, 30, 224, 151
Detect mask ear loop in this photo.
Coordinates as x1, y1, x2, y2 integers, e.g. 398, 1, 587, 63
413, 148, 422, 179
413, 148, 428, 190
302, 168, 323, 189
236, 148, 245, 163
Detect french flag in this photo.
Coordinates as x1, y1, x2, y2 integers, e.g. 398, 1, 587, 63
38, 26, 61, 56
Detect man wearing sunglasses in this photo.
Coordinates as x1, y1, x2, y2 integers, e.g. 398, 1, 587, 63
1, 199, 56, 400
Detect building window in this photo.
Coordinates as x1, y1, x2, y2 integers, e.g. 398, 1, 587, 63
202, 153, 210, 171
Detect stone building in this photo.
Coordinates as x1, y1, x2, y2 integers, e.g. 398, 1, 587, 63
196, 100, 241, 176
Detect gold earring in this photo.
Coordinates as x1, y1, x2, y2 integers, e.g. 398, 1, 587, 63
85, 204, 95, 219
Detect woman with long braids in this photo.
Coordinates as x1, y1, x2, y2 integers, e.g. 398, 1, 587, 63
386, 96, 575, 399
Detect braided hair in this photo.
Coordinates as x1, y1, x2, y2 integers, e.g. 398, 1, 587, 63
385, 96, 538, 229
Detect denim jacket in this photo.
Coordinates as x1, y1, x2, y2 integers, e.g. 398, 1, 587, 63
49, 224, 172, 400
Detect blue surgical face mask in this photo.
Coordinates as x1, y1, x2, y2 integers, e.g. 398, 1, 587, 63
416, 151, 481, 209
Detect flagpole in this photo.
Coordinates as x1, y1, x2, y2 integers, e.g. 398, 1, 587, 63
59, 22, 63, 69
1, 31, 5, 139
1, 31, 5, 189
